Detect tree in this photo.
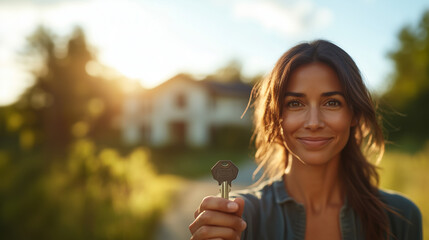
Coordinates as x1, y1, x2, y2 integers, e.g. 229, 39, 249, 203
10, 26, 124, 156
202, 59, 263, 85
382, 9, 429, 151
214, 59, 243, 82
0, 26, 178, 240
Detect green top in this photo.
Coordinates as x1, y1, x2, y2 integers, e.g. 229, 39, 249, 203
232, 176, 422, 240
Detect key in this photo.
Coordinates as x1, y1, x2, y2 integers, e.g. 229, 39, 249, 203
211, 160, 238, 199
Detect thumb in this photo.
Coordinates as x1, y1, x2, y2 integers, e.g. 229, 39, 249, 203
233, 197, 245, 217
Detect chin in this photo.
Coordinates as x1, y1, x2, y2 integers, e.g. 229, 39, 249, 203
294, 152, 339, 166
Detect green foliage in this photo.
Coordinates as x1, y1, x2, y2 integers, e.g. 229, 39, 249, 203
382, 9, 429, 150
205, 59, 244, 83
147, 125, 253, 179
7, 26, 125, 155
151, 146, 251, 179
0, 140, 181, 240
211, 125, 253, 150
0, 26, 182, 240
204, 59, 262, 84
380, 145, 429, 240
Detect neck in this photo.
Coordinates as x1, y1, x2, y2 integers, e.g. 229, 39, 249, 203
284, 155, 344, 214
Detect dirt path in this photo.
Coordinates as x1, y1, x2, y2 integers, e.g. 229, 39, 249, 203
154, 161, 259, 240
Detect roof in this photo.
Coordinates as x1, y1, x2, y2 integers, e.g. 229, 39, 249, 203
148, 73, 252, 97
201, 80, 252, 97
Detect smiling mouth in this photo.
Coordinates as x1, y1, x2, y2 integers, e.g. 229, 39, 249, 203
297, 137, 333, 149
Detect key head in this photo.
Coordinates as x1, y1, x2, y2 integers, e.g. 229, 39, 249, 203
211, 160, 238, 186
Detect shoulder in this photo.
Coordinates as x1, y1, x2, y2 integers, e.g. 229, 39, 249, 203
379, 189, 423, 239
231, 180, 277, 213
378, 189, 421, 218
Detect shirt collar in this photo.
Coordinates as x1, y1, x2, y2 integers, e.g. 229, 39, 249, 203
273, 175, 296, 204
273, 175, 349, 208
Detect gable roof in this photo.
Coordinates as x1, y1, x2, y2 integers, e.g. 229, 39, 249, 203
150, 73, 252, 97
201, 80, 252, 97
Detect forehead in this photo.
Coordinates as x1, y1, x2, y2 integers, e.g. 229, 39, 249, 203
286, 62, 342, 92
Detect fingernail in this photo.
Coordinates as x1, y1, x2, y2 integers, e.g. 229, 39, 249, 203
227, 202, 238, 210
241, 220, 247, 229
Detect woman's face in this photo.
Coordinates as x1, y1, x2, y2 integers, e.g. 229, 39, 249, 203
281, 62, 354, 165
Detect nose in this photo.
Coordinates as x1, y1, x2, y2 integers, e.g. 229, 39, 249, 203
304, 106, 325, 130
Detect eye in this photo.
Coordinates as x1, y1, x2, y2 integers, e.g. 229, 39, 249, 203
325, 99, 341, 107
286, 100, 304, 108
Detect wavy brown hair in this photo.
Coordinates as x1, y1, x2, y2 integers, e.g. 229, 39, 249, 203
251, 40, 389, 239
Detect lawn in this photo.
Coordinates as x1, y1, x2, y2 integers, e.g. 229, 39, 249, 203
380, 148, 429, 240
149, 146, 253, 179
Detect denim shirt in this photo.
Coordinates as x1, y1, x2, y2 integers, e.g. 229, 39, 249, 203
232, 176, 422, 240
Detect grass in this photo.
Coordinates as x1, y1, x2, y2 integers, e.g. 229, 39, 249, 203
148, 146, 252, 179
149, 146, 252, 178
379, 147, 429, 240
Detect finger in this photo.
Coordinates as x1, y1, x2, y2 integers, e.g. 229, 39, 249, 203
189, 210, 246, 234
232, 197, 245, 217
194, 196, 240, 218
191, 225, 239, 240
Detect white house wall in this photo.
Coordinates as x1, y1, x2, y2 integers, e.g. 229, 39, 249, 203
122, 76, 253, 147
189, 118, 208, 146
150, 79, 210, 146
210, 96, 251, 126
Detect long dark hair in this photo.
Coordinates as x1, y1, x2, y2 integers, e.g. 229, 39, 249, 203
251, 40, 389, 239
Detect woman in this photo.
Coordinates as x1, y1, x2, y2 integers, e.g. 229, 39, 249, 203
189, 40, 422, 240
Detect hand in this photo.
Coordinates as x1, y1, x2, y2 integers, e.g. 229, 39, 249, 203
189, 196, 246, 240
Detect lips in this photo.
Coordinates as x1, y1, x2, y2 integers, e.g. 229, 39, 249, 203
297, 137, 333, 149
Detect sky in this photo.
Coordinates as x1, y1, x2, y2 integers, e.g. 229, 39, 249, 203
0, 0, 428, 106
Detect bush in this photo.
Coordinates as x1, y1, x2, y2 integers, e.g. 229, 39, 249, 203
211, 125, 253, 150
0, 139, 182, 240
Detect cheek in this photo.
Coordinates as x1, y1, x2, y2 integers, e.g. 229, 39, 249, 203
281, 113, 302, 133
326, 113, 353, 139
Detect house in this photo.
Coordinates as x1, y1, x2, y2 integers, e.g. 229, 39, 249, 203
122, 74, 253, 147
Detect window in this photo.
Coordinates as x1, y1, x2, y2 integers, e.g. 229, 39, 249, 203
176, 93, 186, 109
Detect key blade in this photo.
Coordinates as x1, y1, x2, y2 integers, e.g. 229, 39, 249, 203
221, 181, 229, 199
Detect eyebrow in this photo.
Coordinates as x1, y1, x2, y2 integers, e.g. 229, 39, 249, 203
285, 91, 345, 97
322, 91, 345, 97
